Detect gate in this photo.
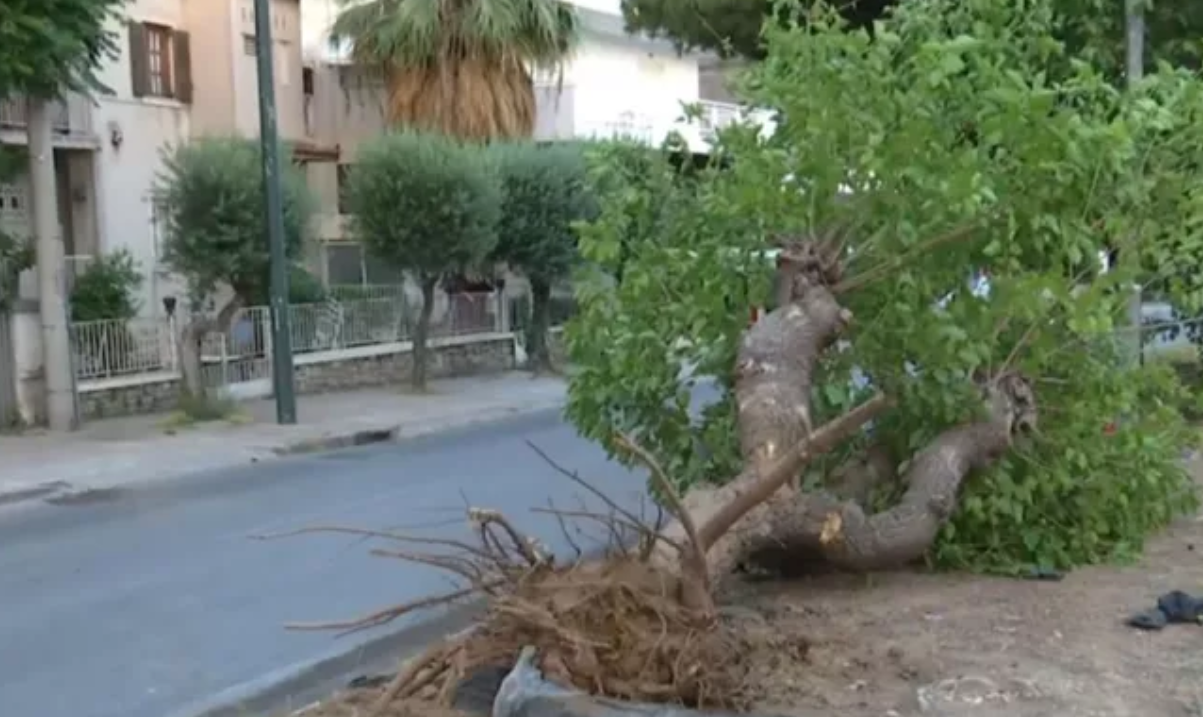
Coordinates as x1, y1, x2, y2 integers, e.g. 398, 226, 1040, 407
0, 311, 17, 429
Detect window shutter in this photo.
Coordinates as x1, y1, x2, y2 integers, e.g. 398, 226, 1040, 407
128, 22, 149, 97
173, 30, 193, 103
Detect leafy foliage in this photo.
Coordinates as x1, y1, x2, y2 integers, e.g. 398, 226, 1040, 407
344, 130, 500, 386
622, 0, 1203, 70
0, 0, 125, 97
490, 141, 595, 284
0, 148, 32, 312
345, 131, 501, 283
69, 248, 142, 322
154, 137, 313, 303
245, 264, 328, 306
330, 0, 579, 138
490, 141, 596, 366
567, 0, 1200, 572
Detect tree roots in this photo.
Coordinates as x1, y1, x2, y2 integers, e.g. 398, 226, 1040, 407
256, 461, 753, 717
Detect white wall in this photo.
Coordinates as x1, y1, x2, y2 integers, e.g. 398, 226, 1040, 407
92, 0, 192, 317
300, 0, 341, 60
566, 35, 702, 149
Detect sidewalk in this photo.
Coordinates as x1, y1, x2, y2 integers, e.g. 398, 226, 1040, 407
0, 372, 566, 507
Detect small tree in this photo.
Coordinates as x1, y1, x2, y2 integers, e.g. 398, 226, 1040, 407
155, 137, 312, 397
489, 141, 596, 371
69, 248, 142, 322
344, 131, 500, 390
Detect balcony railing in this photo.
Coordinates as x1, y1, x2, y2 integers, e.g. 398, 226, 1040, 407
696, 100, 742, 140
0, 93, 95, 140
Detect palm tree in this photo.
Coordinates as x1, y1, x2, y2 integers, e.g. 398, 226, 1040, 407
330, 0, 579, 140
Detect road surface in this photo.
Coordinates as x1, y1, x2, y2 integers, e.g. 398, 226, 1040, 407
0, 410, 651, 717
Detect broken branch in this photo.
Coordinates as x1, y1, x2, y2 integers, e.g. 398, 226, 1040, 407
698, 391, 893, 550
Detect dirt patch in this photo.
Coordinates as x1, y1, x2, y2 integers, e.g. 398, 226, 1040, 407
294, 463, 1203, 717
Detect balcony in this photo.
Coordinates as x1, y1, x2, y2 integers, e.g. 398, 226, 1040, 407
0, 93, 98, 148
534, 86, 773, 153
696, 100, 741, 141
534, 84, 658, 145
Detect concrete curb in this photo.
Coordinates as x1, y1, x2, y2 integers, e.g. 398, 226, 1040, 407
0, 396, 566, 509
180, 542, 619, 717
173, 600, 488, 717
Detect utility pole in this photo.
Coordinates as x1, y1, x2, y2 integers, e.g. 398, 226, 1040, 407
28, 98, 77, 431
252, 0, 297, 424
1123, 0, 1146, 367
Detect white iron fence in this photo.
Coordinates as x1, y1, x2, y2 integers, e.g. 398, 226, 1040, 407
70, 291, 504, 382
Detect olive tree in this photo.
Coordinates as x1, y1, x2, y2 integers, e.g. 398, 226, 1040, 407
566, 0, 1201, 587
489, 141, 596, 371
344, 131, 500, 390
155, 137, 313, 397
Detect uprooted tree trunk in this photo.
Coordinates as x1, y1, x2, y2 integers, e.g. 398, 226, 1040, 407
264, 227, 1039, 717
652, 228, 1035, 607
738, 373, 1036, 575
178, 296, 244, 398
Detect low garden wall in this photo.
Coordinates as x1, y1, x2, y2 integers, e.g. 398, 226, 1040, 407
77, 332, 516, 420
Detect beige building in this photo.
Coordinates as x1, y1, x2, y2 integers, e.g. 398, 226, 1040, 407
0, 0, 329, 424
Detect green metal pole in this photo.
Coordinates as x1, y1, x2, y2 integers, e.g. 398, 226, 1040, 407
253, 0, 297, 424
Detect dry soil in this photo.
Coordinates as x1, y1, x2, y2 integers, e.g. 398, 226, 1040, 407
299, 459, 1203, 717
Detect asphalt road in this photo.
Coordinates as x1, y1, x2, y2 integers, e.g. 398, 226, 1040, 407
0, 409, 651, 717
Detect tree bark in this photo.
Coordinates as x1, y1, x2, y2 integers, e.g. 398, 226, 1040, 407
655, 232, 1036, 591
179, 296, 243, 398
412, 275, 439, 391
527, 278, 553, 374
739, 374, 1037, 574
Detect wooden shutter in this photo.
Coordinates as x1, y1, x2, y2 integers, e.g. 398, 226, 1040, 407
172, 30, 193, 103
128, 22, 149, 97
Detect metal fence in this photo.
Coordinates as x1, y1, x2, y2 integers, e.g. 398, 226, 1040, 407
71, 317, 173, 379
507, 293, 577, 339
70, 291, 504, 382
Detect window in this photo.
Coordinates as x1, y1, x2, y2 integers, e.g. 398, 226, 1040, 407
145, 24, 172, 96
302, 67, 314, 96
324, 242, 398, 286
243, 34, 256, 56
149, 197, 171, 268
324, 243, 365, 285
129, 22, 192, 102
337, 164, 350, 214
0, 184, 25, 216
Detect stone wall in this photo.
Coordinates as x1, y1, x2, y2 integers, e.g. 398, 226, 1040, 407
78, 335, 516, 420
296, 336, 514, 394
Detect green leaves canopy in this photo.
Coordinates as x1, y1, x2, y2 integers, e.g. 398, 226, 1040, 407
154, 137, 313, 302
622, 0, 1203, 71
0, 0, 127, 97
568, 0, 1201, 572
344, 131, 501, 281
489, 141, 596, 283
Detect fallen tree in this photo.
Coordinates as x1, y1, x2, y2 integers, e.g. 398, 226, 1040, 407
256, 228, 1045, 716
262, 1, 1203, 715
